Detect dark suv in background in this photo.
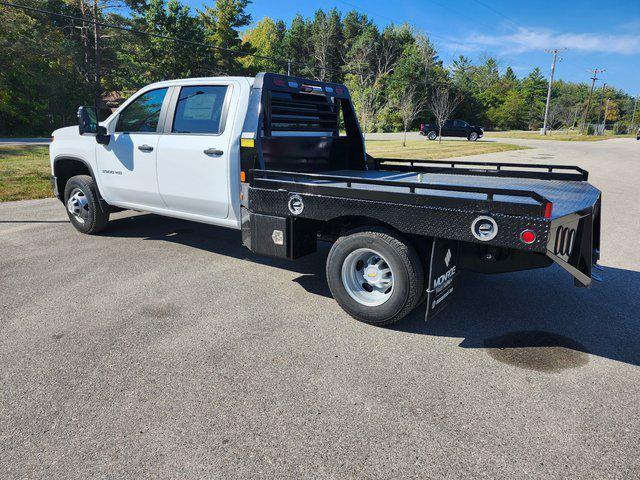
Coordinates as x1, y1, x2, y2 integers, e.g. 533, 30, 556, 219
420, 119, 484, 141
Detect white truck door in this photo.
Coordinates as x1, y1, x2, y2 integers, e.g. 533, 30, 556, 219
156, 84, 235, 219
96, 87, 170, 208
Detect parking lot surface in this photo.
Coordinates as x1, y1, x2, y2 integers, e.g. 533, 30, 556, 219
1, 138, 639, 478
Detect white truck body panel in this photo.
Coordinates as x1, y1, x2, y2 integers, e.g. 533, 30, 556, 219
50, 76, 254, 230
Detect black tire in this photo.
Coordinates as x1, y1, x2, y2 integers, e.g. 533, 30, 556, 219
326, 227, 425, 326
64, 175, 110, 234
467, 131, 479, 141
427, 130, 438, 141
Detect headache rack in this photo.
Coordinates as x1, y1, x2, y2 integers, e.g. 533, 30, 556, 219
267, 91, 339, 134
374, 158, 589, 182
252, 169, 554, 218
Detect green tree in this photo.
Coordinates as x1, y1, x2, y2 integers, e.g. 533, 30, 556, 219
521, 67, 548, 128
241, 17, 285, 73
489, 89, 528, 129
283, 14, 313, 77
200, 0, 252, 74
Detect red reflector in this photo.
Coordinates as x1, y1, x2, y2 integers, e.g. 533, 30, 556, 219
544, 202, 553, 219
335, 86, 344, 94
520, 230, 536, 244
273, 77, 286, 86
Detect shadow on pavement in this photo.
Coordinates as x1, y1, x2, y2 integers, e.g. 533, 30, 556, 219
104, 213, 640, 369
393, 265, 640, 369
103, 212, 331, 287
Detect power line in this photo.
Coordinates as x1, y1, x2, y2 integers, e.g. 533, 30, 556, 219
0, 1, 371, 79
0, 1, 288, 65
467, 0, 522, 30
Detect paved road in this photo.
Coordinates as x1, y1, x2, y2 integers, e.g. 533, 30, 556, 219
1, 138, 639, 478
0, 137, 51, 146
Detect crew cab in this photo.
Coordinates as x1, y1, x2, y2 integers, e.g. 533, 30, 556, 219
420, 119, 484, 141
50, 73, 602, 325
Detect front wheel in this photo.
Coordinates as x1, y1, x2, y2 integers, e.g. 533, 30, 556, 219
326, 228, 425, 325
64, 175, 110, 234
427, 131, 438, 141
468, 131, 479, 141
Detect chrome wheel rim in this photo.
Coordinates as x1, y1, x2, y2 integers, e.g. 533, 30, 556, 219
67, 188, 89, 224
428, 132, 437, 140
341, 248, 394, 306
469, 132, 478, 141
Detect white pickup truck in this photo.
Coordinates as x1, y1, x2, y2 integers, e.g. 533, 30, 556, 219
50, 73, 602, 325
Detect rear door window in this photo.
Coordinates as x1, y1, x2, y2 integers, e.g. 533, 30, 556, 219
172, 86, 229, 134
116, 88, 168, 133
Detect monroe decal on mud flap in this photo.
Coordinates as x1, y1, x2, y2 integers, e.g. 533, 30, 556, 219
425, 239, 460, 321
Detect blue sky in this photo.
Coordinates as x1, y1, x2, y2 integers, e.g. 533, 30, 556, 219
185, 0, 640, 94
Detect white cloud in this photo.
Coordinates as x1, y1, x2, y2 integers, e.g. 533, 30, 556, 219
443, 27, 640, 55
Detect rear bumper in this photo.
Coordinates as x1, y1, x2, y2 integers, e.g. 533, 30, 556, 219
546, 194, 602, 286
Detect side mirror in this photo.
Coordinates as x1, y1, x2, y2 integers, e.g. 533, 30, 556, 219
78, 106, 110, 145
78, 106, 98, 135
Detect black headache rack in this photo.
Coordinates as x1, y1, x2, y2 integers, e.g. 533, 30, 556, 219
239, 72, 368, 183
374, 158, 589, 182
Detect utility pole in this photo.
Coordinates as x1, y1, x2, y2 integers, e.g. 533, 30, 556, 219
631, 95, 638, 130
287, 59, 291, 76
581, 68, 604, 134
92, 0, 101, 115
541, 48, 565, 135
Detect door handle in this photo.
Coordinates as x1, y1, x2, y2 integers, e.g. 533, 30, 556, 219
138, 144, 154, 152
204, 148, 223, 156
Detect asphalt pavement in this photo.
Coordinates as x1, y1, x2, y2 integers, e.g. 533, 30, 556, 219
1, 137, 639, 478
0, 138, 51, 146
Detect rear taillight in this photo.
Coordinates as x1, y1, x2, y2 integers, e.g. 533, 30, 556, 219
544, 202, 553, 219
520, 229, 536, 244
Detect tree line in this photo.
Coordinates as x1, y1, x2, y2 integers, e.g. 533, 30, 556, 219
0, 0, 636, 136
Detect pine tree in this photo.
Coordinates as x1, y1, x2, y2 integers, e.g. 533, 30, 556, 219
283, 14, 313, 77
200, 0, 252, 74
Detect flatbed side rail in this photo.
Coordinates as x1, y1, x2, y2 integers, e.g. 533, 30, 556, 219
374, 158, 589, 181
252, 169, 553, 217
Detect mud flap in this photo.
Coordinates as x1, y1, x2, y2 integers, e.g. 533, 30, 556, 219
425, 238, 460, 321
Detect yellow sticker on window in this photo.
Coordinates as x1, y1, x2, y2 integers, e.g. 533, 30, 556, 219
240, 138, 255, 148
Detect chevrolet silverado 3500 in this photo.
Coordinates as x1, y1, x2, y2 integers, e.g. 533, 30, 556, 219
50, 73, 602, 325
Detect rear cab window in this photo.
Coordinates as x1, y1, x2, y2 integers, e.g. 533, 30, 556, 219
172, 85, 229, 134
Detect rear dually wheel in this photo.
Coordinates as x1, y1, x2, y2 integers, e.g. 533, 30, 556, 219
326, 228, 425, 326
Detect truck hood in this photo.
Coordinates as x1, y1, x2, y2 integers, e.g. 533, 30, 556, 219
52, 125, 79, 138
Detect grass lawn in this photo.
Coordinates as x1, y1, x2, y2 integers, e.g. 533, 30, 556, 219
365, 139, 526, 160
1, 139, 526, 202
0, 145, 52, 202
485, 130, 635, 141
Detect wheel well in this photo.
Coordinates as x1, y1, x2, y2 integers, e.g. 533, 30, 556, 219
53, 158, 92, 200
320, 215, 396, 240
320, 216, 432, 271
